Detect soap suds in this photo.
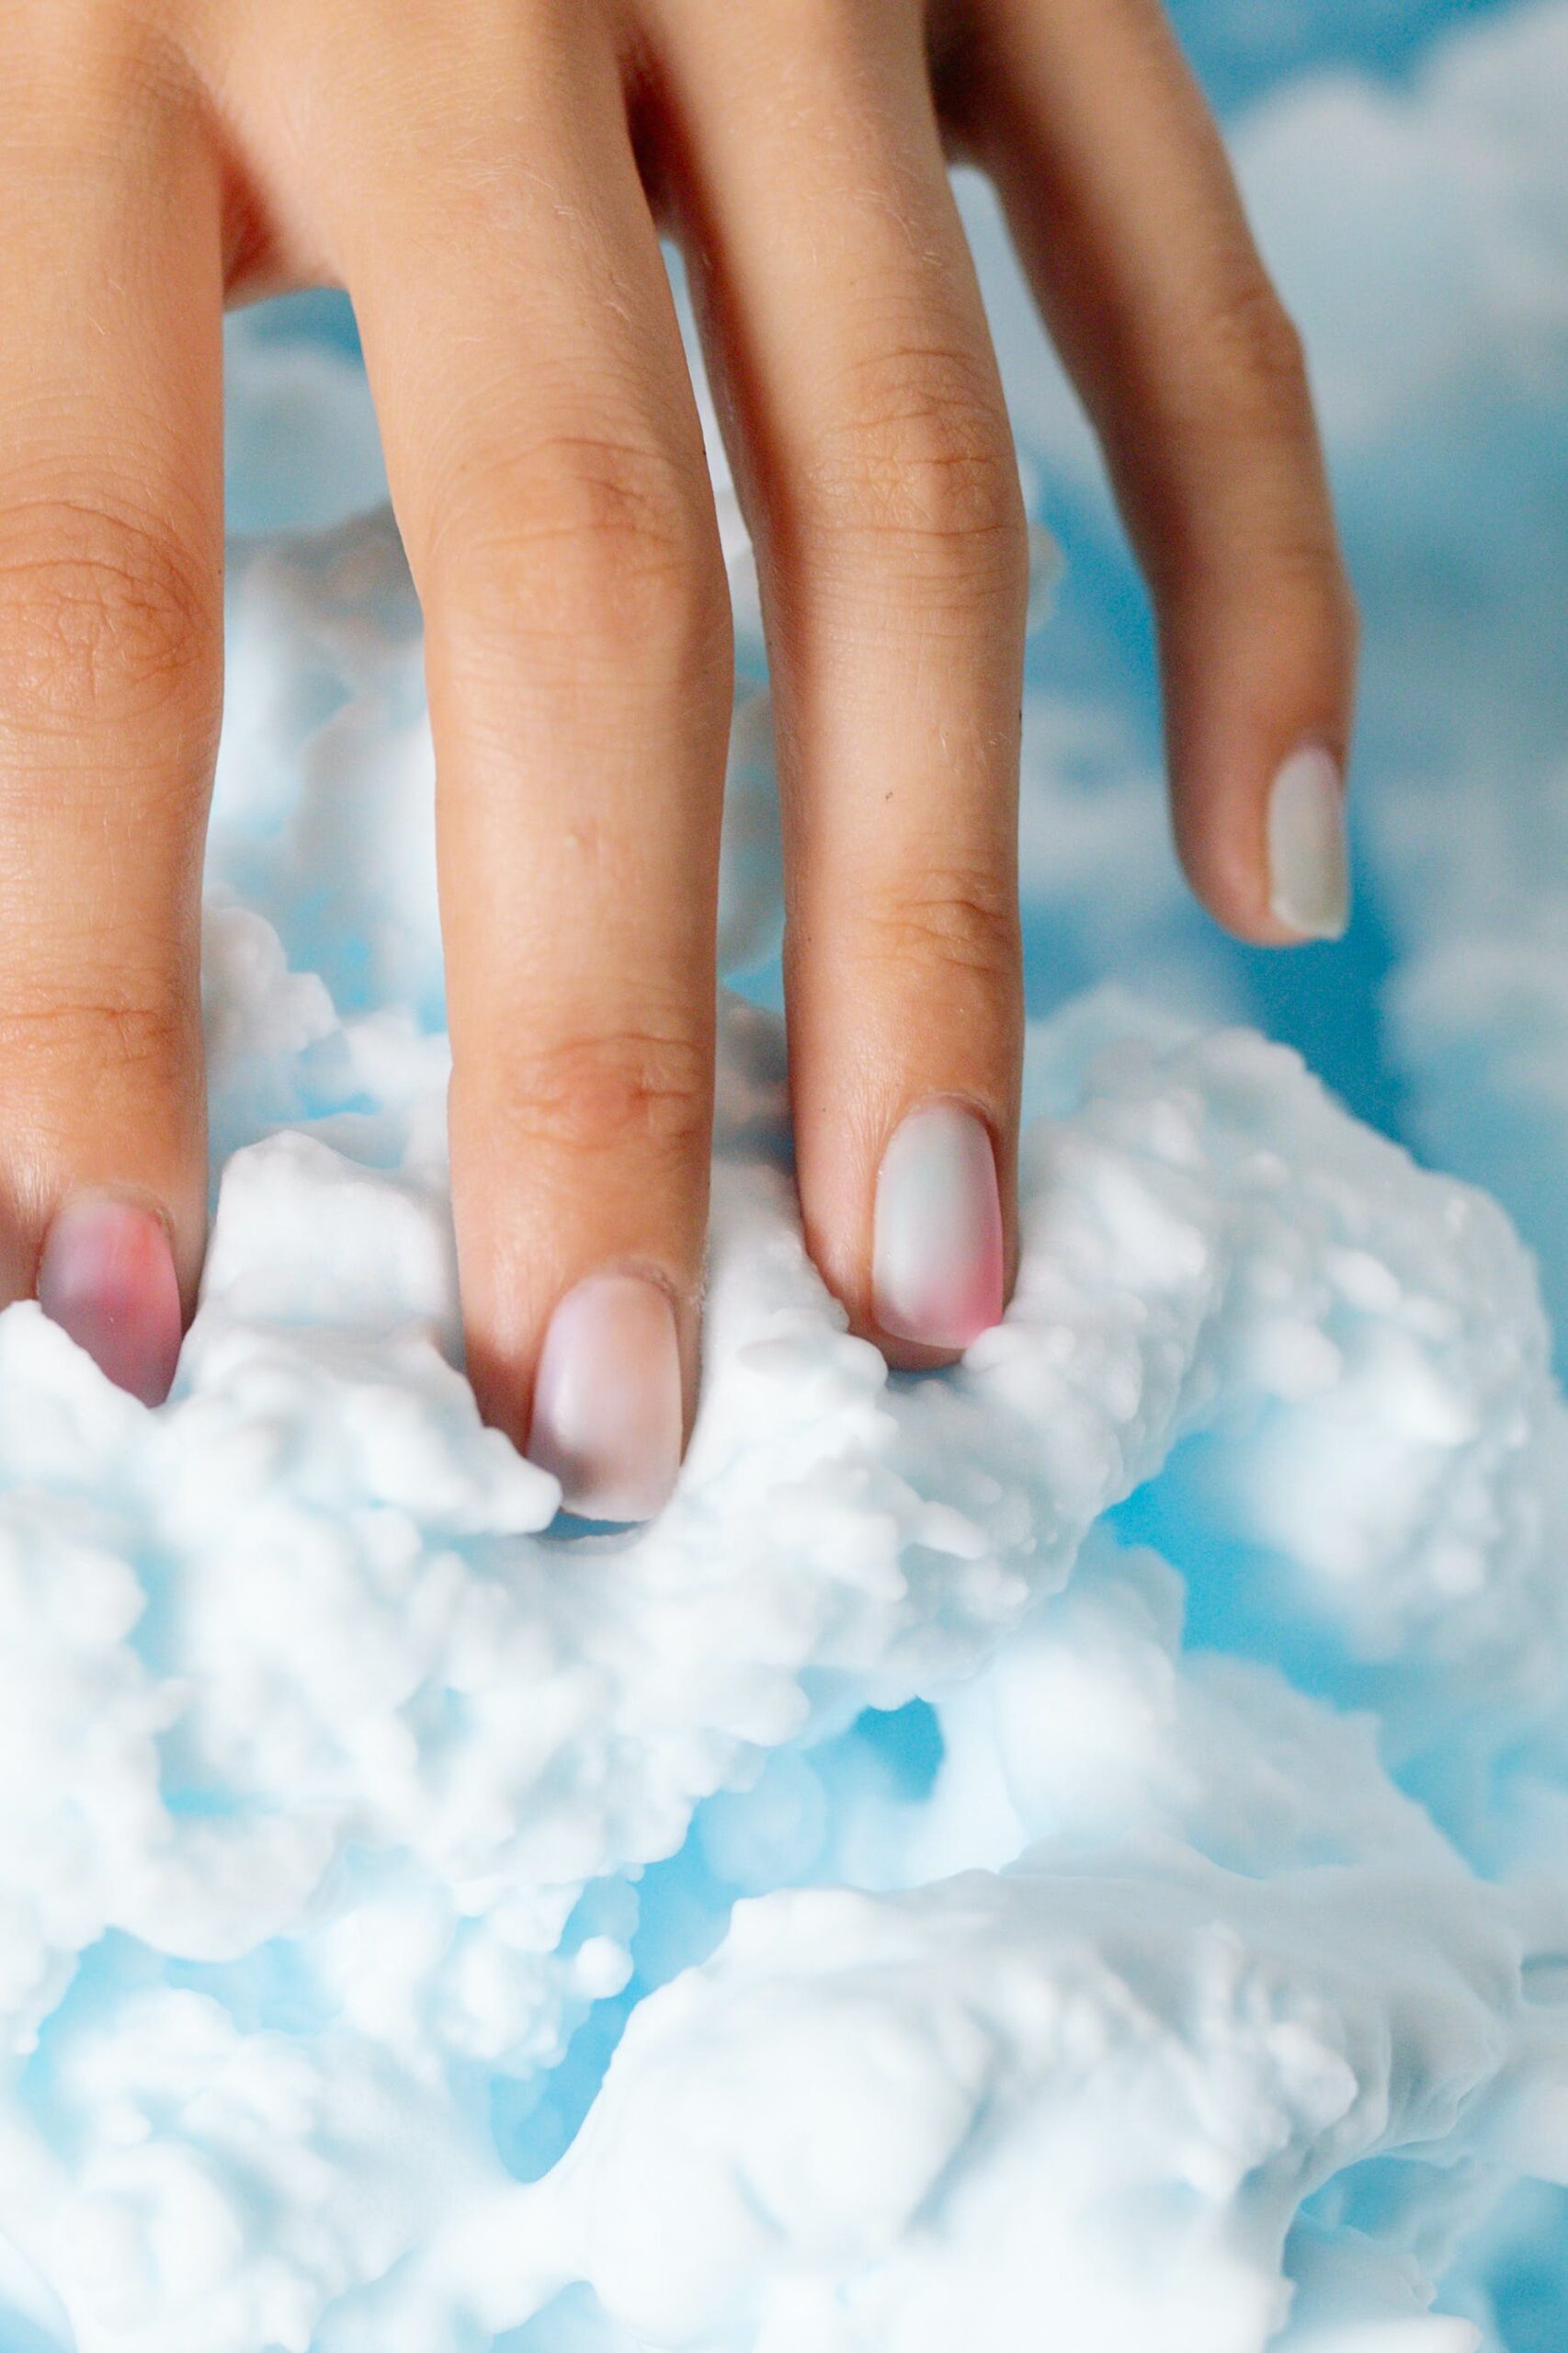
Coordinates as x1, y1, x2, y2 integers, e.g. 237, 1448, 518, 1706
4, 861, 1566, 2347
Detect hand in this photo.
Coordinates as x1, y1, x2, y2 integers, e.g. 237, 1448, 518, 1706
1, 0, 1355, 1515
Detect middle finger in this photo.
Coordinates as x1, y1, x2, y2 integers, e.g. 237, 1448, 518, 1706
322, 6, 734, 1517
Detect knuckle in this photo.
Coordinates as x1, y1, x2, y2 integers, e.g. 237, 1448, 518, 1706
1335, 567, 1362, 658
1260, 538, 1359, 636
1183, 269, 1313, 439
0, 978, 189, 1088
483, 1020, 711, 1162
0, 494, 216, 744
434, 429, 725, 670
803, 342, 1027, 587
15, 1, 182, 107
862, 863, 1020, 990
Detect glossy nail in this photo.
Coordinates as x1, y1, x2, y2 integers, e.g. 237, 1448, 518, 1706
872, 1100, 1005, 1350
1267, 744, 1350, 940
36, 1195, 183, 1406
529, 1273, 683, 1522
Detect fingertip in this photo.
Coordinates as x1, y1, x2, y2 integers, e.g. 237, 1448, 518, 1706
36, 1192, 184, 1407
528, 1271, 685, 1525
1172, 732, 1352, 949
1161, 547, 1357, 949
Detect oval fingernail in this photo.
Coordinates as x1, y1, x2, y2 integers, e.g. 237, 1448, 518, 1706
872, 1100, 1005, 1351
528, 1273, 684, 1523
36, 1194, 183, 1406
1267, 744, 1350, 941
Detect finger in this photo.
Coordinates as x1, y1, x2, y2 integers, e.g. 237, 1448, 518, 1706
0, 32, 223, 1402
327, 17, 732, 1518
960, 0, 1358, 942
652, 0, 1029, 1364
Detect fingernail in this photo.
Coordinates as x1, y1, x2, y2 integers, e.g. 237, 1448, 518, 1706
1267, 744, 1350, 940
529, 1273, 684, 1522
872, 1100, 1005, 1350
36, 1195, 183, 1406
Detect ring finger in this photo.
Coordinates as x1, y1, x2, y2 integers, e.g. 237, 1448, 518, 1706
652, 0, 1030, 1364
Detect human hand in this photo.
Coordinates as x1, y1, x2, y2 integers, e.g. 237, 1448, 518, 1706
2, 0, 1354, 1516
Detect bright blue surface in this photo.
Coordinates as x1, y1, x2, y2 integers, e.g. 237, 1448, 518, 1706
1168, 0, 1509, 108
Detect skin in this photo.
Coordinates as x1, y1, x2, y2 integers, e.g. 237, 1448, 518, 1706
0, 0, 1356, 1477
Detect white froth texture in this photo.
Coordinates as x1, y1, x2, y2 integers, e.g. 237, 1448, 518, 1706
3, 12, 1568, 2344
520, 1859, 1568, 2353
6, 809, 1568, 2347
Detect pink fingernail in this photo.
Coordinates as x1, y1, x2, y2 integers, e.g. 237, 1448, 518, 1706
529, 1273, 684, 1522
36, 1196, 183, 1407
872, 1100, 1005, 1350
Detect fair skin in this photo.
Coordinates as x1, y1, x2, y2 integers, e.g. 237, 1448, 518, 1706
2, 0, 1355, 1517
